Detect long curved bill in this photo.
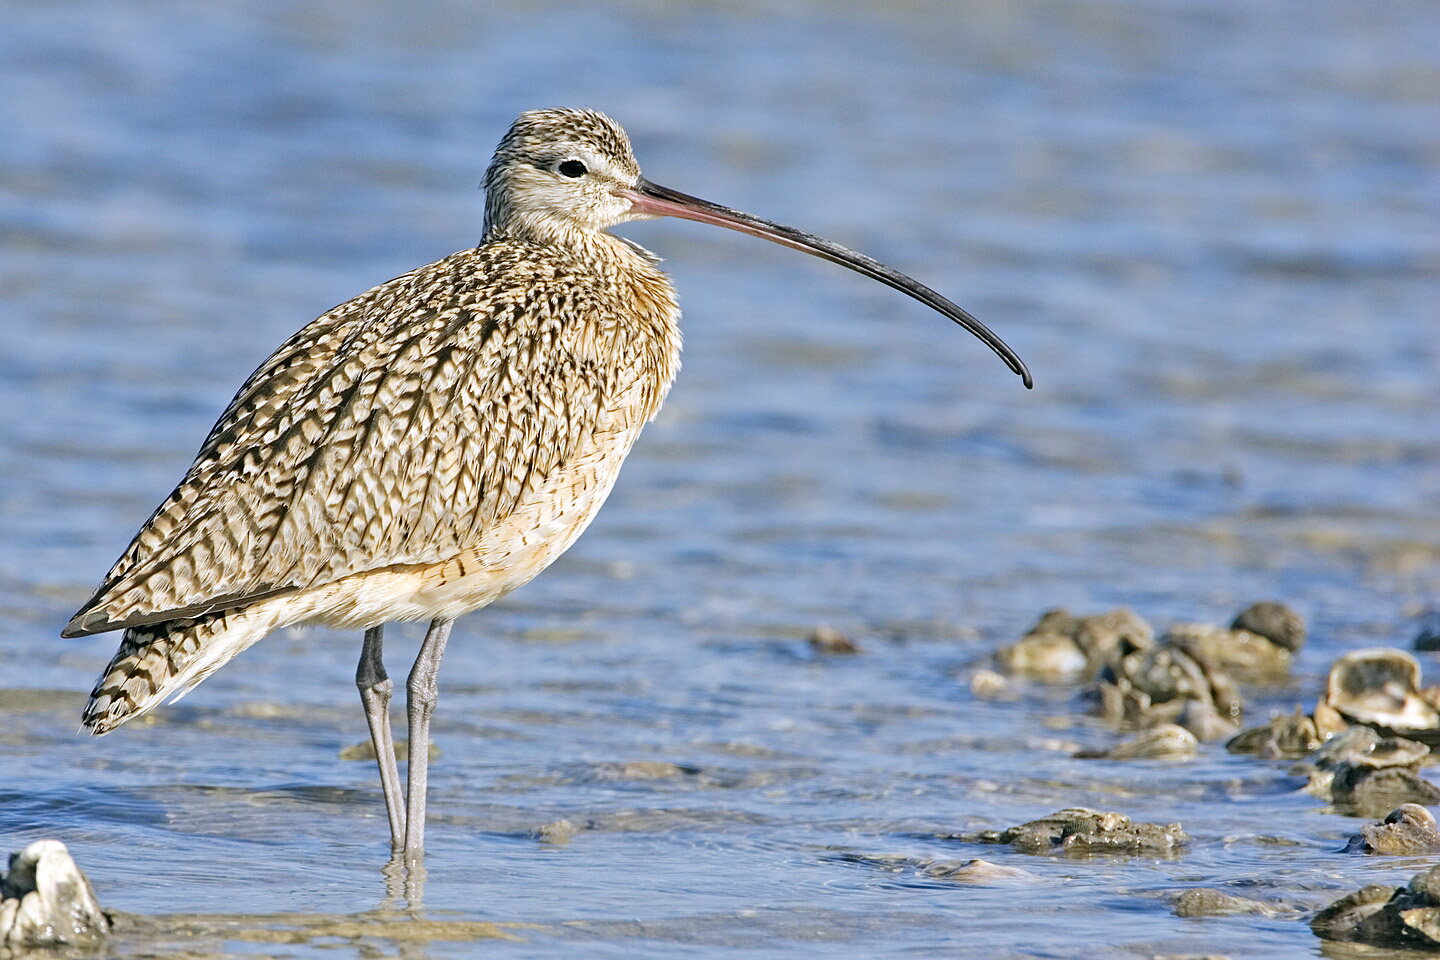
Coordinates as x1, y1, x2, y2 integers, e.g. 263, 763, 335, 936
616, 178, 1032, 389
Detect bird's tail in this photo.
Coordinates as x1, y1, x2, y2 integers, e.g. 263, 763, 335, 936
81, 607, 273, 735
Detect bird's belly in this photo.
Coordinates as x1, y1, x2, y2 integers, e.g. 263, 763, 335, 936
296, 410, 646, 630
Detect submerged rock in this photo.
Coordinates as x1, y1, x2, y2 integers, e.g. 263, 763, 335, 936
1303, 726, 1440, 815
835, 853, 1033, 884
0, 840, 108, 951
1095, 638, 1242, 739
1162, 623, 1291, 681
1345, 804, 1440, 856
1312, 882, 1405, 944
533, 819, 580, 844
1175, 699, 1242, 742
968, 668, 1011, 699
1075, 723, 1198, 761
1332, 767, 1440, 814
1412, 609, 1440, 652
970, 807, 1188, 856
1070, 608, 1154, 665
808, 626, 860, 655
997, 628, 1087, 680
921, 858, 1033, 883
1303, 725, 1387, 769
1314, 864, 1440, 949
592, 760, 694, 781
996, 607, 1153, 682
996, 601, 1302, 689
1226, 707, 1328, 758
1231, 601, 1306, 652
1173, 887, 1282, 918
1323, 648, 1440, 736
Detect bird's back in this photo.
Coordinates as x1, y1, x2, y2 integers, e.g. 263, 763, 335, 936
65, 235, 681, 639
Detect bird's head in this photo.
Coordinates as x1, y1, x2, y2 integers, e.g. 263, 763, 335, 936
482, 108, 646, 243
480, 107, 1032, 388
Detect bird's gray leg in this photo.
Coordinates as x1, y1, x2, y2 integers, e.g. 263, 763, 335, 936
357, 625, 406, 849
403, 617, 453, 861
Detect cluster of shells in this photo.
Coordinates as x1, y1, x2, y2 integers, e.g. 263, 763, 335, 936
982, 601, 1305, 752
1229, 648, 1440, 817
978, 601, 1440, 949
1315, 862, 1440, 949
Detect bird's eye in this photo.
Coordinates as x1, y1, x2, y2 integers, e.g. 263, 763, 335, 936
557, 159, 587, 178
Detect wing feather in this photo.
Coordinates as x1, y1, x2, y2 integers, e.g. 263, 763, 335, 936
63, 241, 639, 637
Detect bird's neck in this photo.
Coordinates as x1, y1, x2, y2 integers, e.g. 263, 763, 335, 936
485, 218, 656, 274
476, 221, 682, 427
481, 207, 607, 250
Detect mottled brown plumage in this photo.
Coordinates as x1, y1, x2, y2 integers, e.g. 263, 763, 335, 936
68, 110, 680, 733
71, 242, 676, 633
66, 107, 1028, 860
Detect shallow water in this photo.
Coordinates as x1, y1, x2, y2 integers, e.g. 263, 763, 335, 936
2, 0, 1438, 956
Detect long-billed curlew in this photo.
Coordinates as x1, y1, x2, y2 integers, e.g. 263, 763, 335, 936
63, 108, 1031, 863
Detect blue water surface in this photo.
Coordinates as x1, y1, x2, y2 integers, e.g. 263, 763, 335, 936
2, 0, 1438, 956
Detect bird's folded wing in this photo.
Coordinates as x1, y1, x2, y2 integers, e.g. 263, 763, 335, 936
64, 247, 607, 637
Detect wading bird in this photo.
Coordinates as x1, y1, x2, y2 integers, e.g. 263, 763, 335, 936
64, 108, 1030, 863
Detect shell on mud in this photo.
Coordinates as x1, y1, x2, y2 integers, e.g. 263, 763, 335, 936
971, 807, 1188, 857
1346, 804, 1440, 856
1314, 864, 1440, 949
1174, 888, 1285, 918
922, 858, 1033, 882
996, 607, 1153, 682
1072, 608, 1154, 661
1227, 707, 1325, 758
1302, 726, 1439, 817
1330, 767, 1440, 817
1143, 642, 1242, 717
1176, 699, 1242, 742
1231, 601, 1306, 652
1076, 723, 1198, 761
1351, 737, 1431, 770
1096, 639, 1242, 738
1162, 622, 1292, 680
969, 668, 1011, 699
996, 629, 1088, 681
1304, 726, 1427, 774
808, 626, 860, 655
1312, 882, 1404, 945
1324, 648, 1440, 735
